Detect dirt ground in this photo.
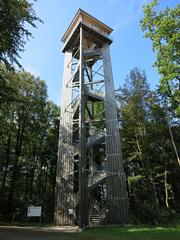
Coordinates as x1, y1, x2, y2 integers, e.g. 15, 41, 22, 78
0, 226, 80, 240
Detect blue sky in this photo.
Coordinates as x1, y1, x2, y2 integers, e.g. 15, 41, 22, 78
20, 0, 178, 105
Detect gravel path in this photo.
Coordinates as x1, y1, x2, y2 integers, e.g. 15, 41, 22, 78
0, 226, 80, 240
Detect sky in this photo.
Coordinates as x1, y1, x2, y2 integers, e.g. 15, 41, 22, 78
20, 0, 178, 105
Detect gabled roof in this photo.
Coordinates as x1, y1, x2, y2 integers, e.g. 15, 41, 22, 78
61, 8, 113, 42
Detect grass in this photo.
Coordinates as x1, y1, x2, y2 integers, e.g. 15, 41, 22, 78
0, 225, 180, 240
80, 225, 180, 240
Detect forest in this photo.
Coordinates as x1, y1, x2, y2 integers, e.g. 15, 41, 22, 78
0, 0, 179, 225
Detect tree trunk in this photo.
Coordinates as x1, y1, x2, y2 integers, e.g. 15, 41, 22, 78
141, 126, 159, 211
8, 117, 25, 212
0, 136, 4, 177
164, 170, 170, 209
167, 124, 180, 166
1, 133, 11, 197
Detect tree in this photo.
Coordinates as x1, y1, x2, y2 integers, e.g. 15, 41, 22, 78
141, 0, 180, 116
0, 0, 42, 67
118, 68, 159, 222
118, 67, 180, 223
0, 66, 59, 221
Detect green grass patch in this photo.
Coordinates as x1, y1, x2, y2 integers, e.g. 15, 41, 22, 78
80, 225, 180, 240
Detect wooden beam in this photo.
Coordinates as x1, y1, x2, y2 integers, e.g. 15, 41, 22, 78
78, 26, 88, 228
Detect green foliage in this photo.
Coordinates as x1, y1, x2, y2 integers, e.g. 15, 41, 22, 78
141, 0, 180, 116
0, 0, 42, 67
118, 67, 180, 224
0, 65, 59, 222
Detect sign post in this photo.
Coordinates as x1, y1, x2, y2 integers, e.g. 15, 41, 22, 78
27, 206, 42, 224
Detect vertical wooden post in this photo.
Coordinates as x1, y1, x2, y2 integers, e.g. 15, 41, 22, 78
102, 43, 129, 224
55, 52, 75, 226
79, 26, 88, 227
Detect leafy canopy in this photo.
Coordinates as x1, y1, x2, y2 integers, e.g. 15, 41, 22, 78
0, 0, 42, 67
141, 0, 180, 115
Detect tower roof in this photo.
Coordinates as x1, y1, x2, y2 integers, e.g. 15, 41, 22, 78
61, 8, 113, 43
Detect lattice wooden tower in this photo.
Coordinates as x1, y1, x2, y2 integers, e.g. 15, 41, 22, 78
55, 9, 128, 228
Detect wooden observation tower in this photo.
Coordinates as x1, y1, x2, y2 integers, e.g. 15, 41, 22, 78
55, 9, 128, 228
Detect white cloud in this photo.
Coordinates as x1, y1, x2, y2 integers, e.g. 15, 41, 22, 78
24, 66, 40, 77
